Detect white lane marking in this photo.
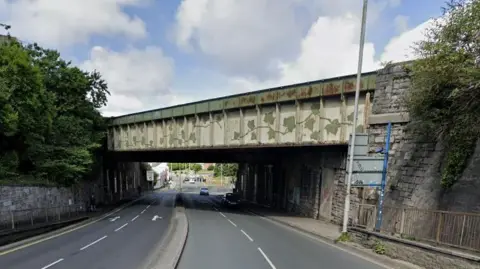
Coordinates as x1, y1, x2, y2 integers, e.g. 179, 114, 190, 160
147, 205, 151, 209
213, 207, 218, 211
41, 258, 64, 269
80, 236, 107, 251
219, 212, 226, 218
240, 229, 254, 242
258, 248, 277, 269
152, 215, 162, 221
227, 219, 237, 227
141, 209, 146, 214
243, 210, 391, 269
109, 216, 120, 222
131, 215, 139, 222
114, 223, 128, 232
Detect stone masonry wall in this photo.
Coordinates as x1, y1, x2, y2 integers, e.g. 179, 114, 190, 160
368, 62, 480, 213
0, 186, 84, 212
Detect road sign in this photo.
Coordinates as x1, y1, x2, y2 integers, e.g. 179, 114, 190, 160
146, 170, 154, 182
347, 157, 384, 187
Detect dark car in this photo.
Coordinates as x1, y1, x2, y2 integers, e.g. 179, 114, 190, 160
199, 187, 209, 196
222, 193, 241, 208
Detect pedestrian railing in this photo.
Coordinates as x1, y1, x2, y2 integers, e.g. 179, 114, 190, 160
354, 204, 480, 252
0, 204, 86, 232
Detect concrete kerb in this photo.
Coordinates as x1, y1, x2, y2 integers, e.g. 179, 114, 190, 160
245, 209, 421, 269
141, 193, 189, 269
0, 196, 142, 254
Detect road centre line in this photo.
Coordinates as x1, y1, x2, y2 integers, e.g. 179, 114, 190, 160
227, 219, 237, 227
40, 258, 64, 269
240, 230, 254, 242
258, 248, 277, 269
141, 209, 146, 214
80, 236, 107, 251
131, 215, 139, 222
219, 212, 226, 218
114, 223, 128, 232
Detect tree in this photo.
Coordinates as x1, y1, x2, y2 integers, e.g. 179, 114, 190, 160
213, 163, 238, 177
207, 165, 214, 171
0, 39, 55, 179
407, 0, 480, 188
192, 163, 202, 173
26, 44, 109, 185
0, 38, 110, 186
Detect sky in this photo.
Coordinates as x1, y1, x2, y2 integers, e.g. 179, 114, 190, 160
0, 0, 446, 117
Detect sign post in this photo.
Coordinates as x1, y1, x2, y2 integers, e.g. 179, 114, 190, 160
375, 121, 392, 231
146, 170, 154, 182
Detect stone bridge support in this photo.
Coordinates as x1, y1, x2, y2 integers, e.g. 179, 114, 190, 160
236, 148, 348, 222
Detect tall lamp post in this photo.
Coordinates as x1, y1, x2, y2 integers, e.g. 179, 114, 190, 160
342, 0, 369, 233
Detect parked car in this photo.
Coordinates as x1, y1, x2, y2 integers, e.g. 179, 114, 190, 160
199, 187, 209, 196
221, 193, 241, 208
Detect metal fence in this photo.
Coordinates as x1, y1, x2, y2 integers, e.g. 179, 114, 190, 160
354, 204, 480, 252
0, 204, 86, 232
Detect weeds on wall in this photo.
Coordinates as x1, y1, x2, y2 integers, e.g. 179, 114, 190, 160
406, 0, 480, 189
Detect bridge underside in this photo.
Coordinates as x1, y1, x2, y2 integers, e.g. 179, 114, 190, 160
106, 144, 347, 163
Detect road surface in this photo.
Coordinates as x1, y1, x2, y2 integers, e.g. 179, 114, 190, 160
178, 193, 386, 269
0, 191, 176, 269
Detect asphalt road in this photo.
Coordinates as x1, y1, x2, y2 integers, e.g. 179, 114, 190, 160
178, 193, 386, 269
0, 191, 176, 269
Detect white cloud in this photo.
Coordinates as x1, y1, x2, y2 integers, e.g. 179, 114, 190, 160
389, 0, 402, 8
174, 0, 305, 79
0, 0, 146, 48
381, 19, 433, 63
394, 15, 409, 33
172, 0, 413, 93
80, 46, 178, 116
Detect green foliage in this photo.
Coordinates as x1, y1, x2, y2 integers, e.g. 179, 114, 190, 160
207, 165, 214, 171
407, 0, 480, 189
213, 163, 238, 178
192, 163, 202, 173
167, 163, 202, 172
0, 38, 109, 186
373, 240, 387, 255
335, 232, 351, 243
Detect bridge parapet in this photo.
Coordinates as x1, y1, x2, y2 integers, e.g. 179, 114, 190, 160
107, 72, 377, 151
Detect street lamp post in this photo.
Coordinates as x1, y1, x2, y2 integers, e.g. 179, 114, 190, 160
342, 0, 368, 234
220, 164, 223, 186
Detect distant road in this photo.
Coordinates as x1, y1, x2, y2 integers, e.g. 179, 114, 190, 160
177, 194, 386, 269
0, 192, 176, 269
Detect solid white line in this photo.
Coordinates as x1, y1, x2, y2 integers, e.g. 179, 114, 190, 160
80, 236, 107, 251
141, 209, 146, 214
115, 223, 128, 232
227, 219, 237, 227
240, 230, 254, 242
131, 215, 139, 222
41, 258, 64, 269
219, 212, 226, 218
147, 205, 151, 208
258, 248, 276, 269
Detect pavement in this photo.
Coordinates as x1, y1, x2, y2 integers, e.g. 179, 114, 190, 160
177, 193, 388, 269
0, 191, 177, 269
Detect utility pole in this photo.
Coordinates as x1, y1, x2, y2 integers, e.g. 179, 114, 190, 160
343, 0, 368, 234
220, 164, 223, 186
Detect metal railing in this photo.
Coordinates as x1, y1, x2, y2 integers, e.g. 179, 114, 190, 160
0, 204, 86, 232
354, 204, 480, 252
